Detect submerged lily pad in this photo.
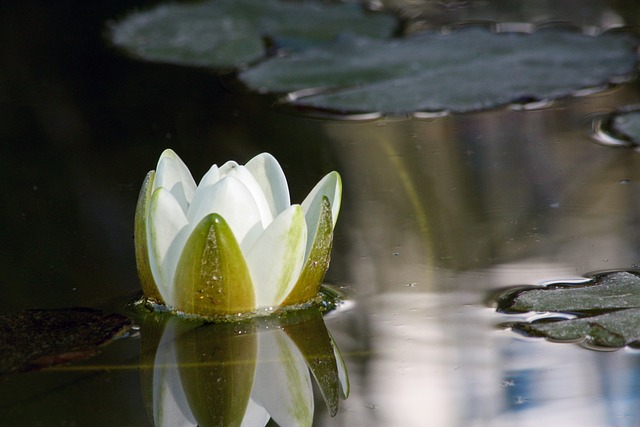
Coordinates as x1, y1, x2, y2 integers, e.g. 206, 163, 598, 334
496, 272, 640, 349
240, 28, 638, 114
0, 308, 131, 374
110, 0, 398, 69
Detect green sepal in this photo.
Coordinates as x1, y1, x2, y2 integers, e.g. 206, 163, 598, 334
134, 170, 164, 303
174, 213, 256, 316
177, 321, 257, 427
282, 307, 342, 416
329, 329, 350, 399
282, 196, 333, 306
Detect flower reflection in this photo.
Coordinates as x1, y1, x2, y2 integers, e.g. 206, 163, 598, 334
139, 307, 349, 427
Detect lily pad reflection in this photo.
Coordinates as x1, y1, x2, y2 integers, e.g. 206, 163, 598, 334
139, 307, 349, 426
240, 28, 638, 114
495, 271, 640, 349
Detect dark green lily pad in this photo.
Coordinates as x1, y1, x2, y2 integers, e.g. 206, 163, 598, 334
0, 308, 131, 374
497, 272, 640, 349
109, 0, 398, 69
516, 309, 640, 348
239, 28, 638, 114
509, 272, 640, 312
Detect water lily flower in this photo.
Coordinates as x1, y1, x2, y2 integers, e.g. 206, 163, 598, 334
135, 149, 341, 317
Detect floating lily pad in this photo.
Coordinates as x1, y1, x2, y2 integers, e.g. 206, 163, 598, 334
496, 272, 640, 349
110, 0, 398, 69
0, 308, 131, 374
240, 28, 638, 114
516, 309, 640, 348
508, 272, 640, 312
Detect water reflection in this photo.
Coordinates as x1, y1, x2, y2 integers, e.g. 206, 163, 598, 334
325, 291, 640, 427
139, 306, 348, 427
318, 85, 640, 426
391, 0, 637, 32
325, 95, 640, 292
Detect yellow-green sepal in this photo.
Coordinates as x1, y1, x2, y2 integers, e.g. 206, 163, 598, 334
174, 213, 256, 316
282, 196, 333, 306
282, 307, 342, 416
177, 321, 257, 427
135, 170, 164, 303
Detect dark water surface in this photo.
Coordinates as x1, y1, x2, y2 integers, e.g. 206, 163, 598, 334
2, 1, 640, 426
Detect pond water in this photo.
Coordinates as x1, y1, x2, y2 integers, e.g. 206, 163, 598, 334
2, 1, 640, 426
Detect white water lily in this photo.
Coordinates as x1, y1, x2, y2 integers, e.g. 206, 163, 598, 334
134, 149, 341, 316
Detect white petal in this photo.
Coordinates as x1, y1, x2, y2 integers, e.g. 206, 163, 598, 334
240, 399, 270, 427
197, 164, 221, 187
186, 176, 263, 252
188, 164, 220, 217
300, 171, 342, 258
245, 153, 291, 218
251, 330, 313, 427
217, 163, 274, 227
218, 159, 239, 177
153, 149, 197, 214
153, 319, 198, 427
147, 187, 190, 304
246, 205, 307, 308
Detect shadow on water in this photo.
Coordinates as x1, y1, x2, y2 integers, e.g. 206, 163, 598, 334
2, 0, 640, 426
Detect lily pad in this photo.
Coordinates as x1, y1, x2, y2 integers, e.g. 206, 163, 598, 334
496, 272, 640, 349
109, 0, 398, 70
0, 308, 131, 374
508, 272, 640, 313
516, 309, 640, 348
239, 28, 638, 114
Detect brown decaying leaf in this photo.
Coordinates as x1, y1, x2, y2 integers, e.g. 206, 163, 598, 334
0, 307, 131, 374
